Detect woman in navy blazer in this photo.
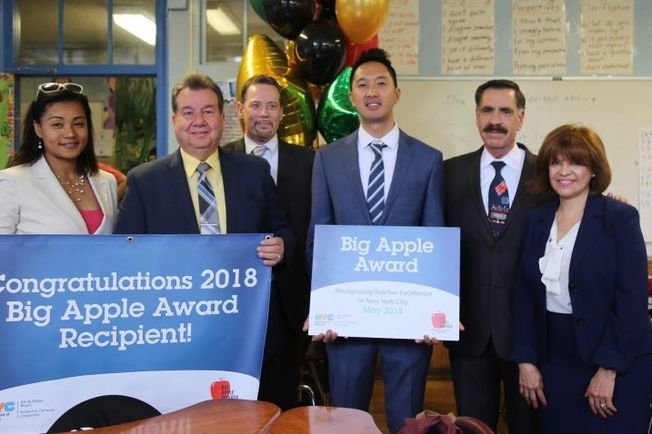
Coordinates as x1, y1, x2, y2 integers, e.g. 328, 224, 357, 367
0, 82, 117, 234
512, 124, 652, 434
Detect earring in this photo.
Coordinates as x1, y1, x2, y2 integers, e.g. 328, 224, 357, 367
37, 138, 43, 150
591, 173, 596, 178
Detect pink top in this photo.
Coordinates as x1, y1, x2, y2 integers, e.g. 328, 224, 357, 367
80, 208, 104, 234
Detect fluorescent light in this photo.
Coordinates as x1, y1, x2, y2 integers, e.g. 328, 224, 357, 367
113, 14, 156, 46
206, 7, 241, 36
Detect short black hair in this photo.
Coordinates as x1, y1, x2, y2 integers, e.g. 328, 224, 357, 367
11, 89, 98, 175
475, 79, 526, 110
349, 48, 397, 89
171, 73, 224, 113
239, 74, 283, 103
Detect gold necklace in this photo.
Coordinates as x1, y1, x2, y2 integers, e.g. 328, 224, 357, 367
56, 174, 86, 203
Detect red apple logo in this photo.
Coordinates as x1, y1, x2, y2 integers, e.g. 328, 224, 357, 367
210, 380, 231, 399
431, 312, 446, 328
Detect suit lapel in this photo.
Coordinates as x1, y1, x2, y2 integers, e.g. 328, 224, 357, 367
167, 150, 201, 233
219, 149, 241, 233
229, 138, 246, 153
500, 145, 536, 237
533, 200, 557, 258
33, 157, 86, 230
381, 130, 414, 224
276, 141, 293, 193
342, 132, 372, 224
569, 195, 603, 280
87, 172, 110, 229
465, 148, 494, 243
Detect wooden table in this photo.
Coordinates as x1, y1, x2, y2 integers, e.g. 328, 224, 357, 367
268, 406, 382, 434
69, 401, 382, 433
87, 399, 280, 434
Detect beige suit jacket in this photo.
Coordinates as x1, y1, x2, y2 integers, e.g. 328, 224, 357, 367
0, 156, 117, 234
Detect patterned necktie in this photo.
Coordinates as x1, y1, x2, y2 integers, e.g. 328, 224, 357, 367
488, 161, 509, 238
197, 162, 220, 234
367, 140, 387, 224
251, 145, 267, 157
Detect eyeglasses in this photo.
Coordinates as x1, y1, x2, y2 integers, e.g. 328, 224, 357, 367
36, 82, 84, 99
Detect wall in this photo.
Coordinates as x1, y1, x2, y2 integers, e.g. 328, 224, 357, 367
395, 78, 652, 252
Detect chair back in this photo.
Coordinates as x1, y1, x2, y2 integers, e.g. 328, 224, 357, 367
454, 416, 494, 434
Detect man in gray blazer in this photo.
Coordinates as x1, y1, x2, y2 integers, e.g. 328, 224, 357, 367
223, 75, 314, 410
307, 48, 444, 434
443, 80, 544, 434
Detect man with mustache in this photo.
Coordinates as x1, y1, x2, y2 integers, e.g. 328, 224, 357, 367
443, 80, 543, 433
224, 74, 314, 410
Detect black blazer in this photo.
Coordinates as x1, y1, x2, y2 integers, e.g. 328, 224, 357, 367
115, 147, 293, 244
512, 195, 652, 371
223, 139, 314, 335
443, 144, 546, 359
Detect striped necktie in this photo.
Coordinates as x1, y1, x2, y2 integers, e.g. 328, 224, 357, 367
197, 162, 220, 234
367, 141, 387, 224
251, 145, 267, 157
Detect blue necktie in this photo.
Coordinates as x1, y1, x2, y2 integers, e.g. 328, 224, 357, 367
488, 161, 509, 238
367, 141, 387, 224
197, 162, 220, 234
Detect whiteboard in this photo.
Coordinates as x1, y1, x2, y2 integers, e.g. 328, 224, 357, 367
395, 79, 652, 246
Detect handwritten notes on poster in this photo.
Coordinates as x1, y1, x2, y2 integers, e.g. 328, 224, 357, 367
581, 0, 633, 74
640, 129, 652, 241
513, 0, 566, 75
442, 0, 495, 74
379, 0, 419, 75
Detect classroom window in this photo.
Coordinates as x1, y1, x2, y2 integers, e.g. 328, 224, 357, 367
63, 0, 108, 64
15, 0, 59, 64
204, 0, 284, 63
13, 0, 156, 66
112, 0, 156, 65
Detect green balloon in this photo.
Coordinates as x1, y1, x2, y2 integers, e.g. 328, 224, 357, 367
317, 67, 359, 143
250, 0, 265, 20
278, 77, 317, 147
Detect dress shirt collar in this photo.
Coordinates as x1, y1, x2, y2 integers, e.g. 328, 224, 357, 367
179, 147, 221, 178
480, 143, 524, 170
243, 135, 279, 155
357, 123, 400, 152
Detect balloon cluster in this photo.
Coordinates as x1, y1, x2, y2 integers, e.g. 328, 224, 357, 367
239, 0, 389, 146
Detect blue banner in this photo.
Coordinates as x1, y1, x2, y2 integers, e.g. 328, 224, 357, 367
0, 234, 270, 433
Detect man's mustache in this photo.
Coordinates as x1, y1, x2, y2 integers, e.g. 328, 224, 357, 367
483, 124, 508, 134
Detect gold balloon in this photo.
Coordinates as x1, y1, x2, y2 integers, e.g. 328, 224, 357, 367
335, 0, 389, 44
237, 34, 289, 99
280, 41, 317, 147
236, 33, 316, 147
285, 39, 298, 70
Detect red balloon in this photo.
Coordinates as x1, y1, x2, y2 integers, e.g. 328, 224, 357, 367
343, 34, 379, 67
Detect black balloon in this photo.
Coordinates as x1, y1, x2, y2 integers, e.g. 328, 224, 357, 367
263, 0, 314, 40
314, 0, 336, 21
294, 20, 346, 85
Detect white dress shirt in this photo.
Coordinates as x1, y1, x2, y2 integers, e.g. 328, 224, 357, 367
244, 135, 279, 184
357, 124, 399, 202
539, 218, 581, 314
480, 144, 525, 214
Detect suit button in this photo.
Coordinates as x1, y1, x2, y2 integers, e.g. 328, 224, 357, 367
570, 285, 579, 293
576, 318, 585, 326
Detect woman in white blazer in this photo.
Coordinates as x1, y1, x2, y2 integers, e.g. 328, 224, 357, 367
0, 82, 117, 234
